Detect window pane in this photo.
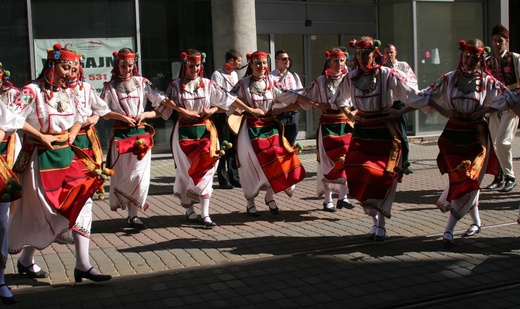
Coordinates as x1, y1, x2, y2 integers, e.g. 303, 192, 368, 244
416, 2, 483, 133
0, 1, 30, 87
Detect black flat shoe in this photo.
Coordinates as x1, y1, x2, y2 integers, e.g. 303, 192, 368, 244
74, 267, 112, 283
127, 216, 147, 229
17, 261, 48, 278
185, 211, 200, 223
0, 284, 17, 305
265, 199, 279, 215
246, 205, 260, 217
202, 217, 217, 229
374, 226, 386, 242
463, 224, 481, 237
443, 231, 454, 246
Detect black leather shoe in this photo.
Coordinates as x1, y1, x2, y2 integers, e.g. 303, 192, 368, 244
230, 181, 242, 188
336, 199, 355, 210
463, 224, 481, 237
219, 182, 234, 189
246, 205, 260, 217
442, 232, 454, 246
265, 199, 280, 215
0, 284, 17, 305
500, 178, 517, 192
202, 217, 217, 229
17, 261, 48, 278
374, 226, 386, 242
486, 178, 503, 190
323, 201, 336, 212
185, 211, 200, 223
74, 267, 112, 283
127, 216, 147, 229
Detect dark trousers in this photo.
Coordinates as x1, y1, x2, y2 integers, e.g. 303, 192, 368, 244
392, 101, 410, 163
212, 113, 240, 185
276, 111, 299, 146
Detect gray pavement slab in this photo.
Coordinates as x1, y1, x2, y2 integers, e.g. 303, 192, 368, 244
4, 137, 520, 308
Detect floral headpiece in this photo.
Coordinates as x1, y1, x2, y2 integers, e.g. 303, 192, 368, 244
109, 50, 141, 81
247, 51, 269, 63
349, 39, 381, 51
43, 44, 78, 92
455, 40, 492, 92
179, 51, 206, 79
325, 50, 347, 60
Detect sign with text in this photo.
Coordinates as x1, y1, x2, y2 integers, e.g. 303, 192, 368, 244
34, 37, 135, 91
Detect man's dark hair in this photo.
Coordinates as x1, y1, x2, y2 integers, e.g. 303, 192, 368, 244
275, 49, 288, 59
225, 49, 242, 62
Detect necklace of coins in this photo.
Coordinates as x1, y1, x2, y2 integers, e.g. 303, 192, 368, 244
353, 70, 378, 94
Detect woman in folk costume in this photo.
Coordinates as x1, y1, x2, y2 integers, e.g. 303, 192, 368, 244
0, 102, 57, 304
55, 54, 135, 282
0, 63, 20, 106
421, 39, 519, 245
338, 37, 424, 241
157, 49, 264, 228
304, 48, 355, 212
231, 51, 317, 217
101, 48, 170, 229
7, 44, 110, 281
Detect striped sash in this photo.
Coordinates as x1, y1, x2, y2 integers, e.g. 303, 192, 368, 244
318, 112, 353, 182
437, 118, 488, 201
13, 132, 106, 226
178, 118, 219, 185
345, 112, 402, 202
245, 115, 306, 193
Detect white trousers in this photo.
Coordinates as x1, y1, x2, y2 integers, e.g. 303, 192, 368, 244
488, 110, 519, 179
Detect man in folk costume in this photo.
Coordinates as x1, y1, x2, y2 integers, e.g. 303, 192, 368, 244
269, 50, 304, 147
211, 49, 242, 189
231, 51, 316, 217
485, 24, 520, 193
102, 48, 169, 229
339, 37, 424, 241
7, 44, 111, 281
158, 49, 264, 227
422, 39, 519, 245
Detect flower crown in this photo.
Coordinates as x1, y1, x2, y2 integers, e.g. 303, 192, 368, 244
181, 51, 206, 64
349, 39, 382, 51
324, 50, 348, 59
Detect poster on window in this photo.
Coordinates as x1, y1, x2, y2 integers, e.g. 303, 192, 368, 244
34, 37, 135, 91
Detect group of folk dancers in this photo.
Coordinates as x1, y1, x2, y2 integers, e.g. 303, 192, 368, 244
0, 34, 519, 304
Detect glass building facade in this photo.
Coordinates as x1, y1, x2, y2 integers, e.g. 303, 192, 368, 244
0, 0, 515, 149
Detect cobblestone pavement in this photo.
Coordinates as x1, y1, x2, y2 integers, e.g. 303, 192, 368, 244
5, 138, 520, 308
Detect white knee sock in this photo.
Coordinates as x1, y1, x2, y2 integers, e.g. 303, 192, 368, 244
0, 267, 11, 297
265, 188, 274, 202
185, 205, 197, 219
324, 187, 333, 203
339, 185, 349, 201
445, 213, 458, 234
200, 197, 211, 222
73, 231, 98, 274
468, 206, 481, 227
19, 247, 42, 272
127, 204, 138, 218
